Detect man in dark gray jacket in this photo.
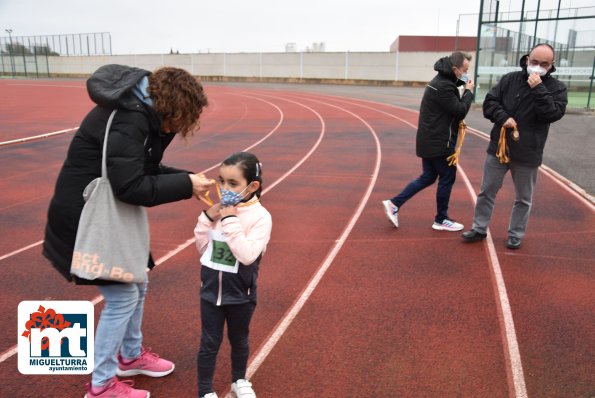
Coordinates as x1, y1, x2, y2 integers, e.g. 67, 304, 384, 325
461, 44, 567, 249
383, 52, 474, 231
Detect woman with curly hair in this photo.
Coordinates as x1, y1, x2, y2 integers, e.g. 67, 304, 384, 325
43, 64, 211, 398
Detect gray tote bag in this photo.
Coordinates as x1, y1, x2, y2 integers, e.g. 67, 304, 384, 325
70, 110, 149, 283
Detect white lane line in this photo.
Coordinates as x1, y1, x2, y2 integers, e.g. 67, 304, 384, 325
0, 93, 283, 264
0, 240, 196, 364
466, 126, 594, 210
0, 240, 43, 262
458, 166, 528, 398
0, 127, 78, 147
299, 93, 528, 398
242, 95, 381, 382
0, 92, 309, 363
0, 95, 285, 261
0, 346, 17, 363
297, 91, 594, 210
6, 83, 85, 89
538, 165, 595, 210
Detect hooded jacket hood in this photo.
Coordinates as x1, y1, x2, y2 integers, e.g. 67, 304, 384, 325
87, 64, 151, 110
434, 56, 465, 86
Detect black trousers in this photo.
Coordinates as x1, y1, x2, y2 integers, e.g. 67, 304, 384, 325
197, 299, 256, 397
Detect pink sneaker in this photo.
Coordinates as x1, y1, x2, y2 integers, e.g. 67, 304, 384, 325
116, 346, 175, 377
84, 377, 149, 398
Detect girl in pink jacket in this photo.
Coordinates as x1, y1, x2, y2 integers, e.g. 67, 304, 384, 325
194, 152, 272, 398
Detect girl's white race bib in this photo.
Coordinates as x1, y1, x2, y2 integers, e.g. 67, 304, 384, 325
200, 229, 239, 273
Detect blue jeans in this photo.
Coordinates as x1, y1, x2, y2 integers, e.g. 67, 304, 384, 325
92, 281, 148, 386
390, 157, 457, 223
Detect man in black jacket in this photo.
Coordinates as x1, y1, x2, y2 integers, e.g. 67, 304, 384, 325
383, 51, 474, 231
461, 44, 567, 249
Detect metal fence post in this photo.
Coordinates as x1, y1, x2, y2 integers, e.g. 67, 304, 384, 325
31, 38, 39, 78
6, 29, 16, 74
587, 55, 595, 109
345, 51, 349, 80
21, 40, 28, 76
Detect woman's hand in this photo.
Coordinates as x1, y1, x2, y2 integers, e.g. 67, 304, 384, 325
189, 173, 215, 198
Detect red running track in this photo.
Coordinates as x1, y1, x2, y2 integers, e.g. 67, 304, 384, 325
0, 79, 593, 398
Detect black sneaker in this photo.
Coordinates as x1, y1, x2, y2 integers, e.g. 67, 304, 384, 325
506, 236, 522, 249
461, 229, 487, 242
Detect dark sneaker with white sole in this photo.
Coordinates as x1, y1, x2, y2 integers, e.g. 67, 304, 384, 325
461, 229, 487, 242
506, 236, 522, 249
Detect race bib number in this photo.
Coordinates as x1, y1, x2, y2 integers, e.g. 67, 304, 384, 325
201, 230, 239, 273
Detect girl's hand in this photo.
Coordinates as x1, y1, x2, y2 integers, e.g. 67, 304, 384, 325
219, 204, 238, 218
206, 203, 221, 221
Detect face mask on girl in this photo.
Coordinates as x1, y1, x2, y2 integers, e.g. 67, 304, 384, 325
527, 65, 548, 76
218, 184, 250, 207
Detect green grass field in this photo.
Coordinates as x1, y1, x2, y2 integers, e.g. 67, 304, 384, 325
567, 91, 594, 108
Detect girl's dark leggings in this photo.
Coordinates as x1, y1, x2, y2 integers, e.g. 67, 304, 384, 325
197, 299, 256, 397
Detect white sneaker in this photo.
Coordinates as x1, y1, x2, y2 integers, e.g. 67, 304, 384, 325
382, 200, 399, 228
201, 393, 218, 398
231, 379, 256, 398
432, 219, 464, 232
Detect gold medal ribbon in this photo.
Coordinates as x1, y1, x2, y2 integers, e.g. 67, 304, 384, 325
496, 126, 520, 164
446, 120, 467, 166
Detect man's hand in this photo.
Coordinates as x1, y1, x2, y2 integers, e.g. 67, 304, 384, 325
503, 117, 517, 129
464, 79, 475, 91
527, 73, 542, 88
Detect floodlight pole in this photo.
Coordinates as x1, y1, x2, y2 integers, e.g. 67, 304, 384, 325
473, 0, 485, 100
5, 29, 15, 74
587, 55, 595, 110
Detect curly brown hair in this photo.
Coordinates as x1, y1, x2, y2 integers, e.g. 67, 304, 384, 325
148, 67, 208, 138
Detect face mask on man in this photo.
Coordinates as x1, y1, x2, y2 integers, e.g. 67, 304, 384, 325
527, 65, 548, 76
454, 67, 468, 83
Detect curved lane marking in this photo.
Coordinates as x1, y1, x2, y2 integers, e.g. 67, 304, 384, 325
466, 126, 594, 210
238, 94, 381, 388
0, 93, 284, 263
0, 127, 79, 147
295, 90, 593, 209
295, 92, 528, 398
0, 92, 319, 364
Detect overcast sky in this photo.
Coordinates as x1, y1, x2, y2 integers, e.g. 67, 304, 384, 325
0, 0, 591, 54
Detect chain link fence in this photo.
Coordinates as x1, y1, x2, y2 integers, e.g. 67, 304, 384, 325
0, 32, 111, 77
468, 0, 595, 109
